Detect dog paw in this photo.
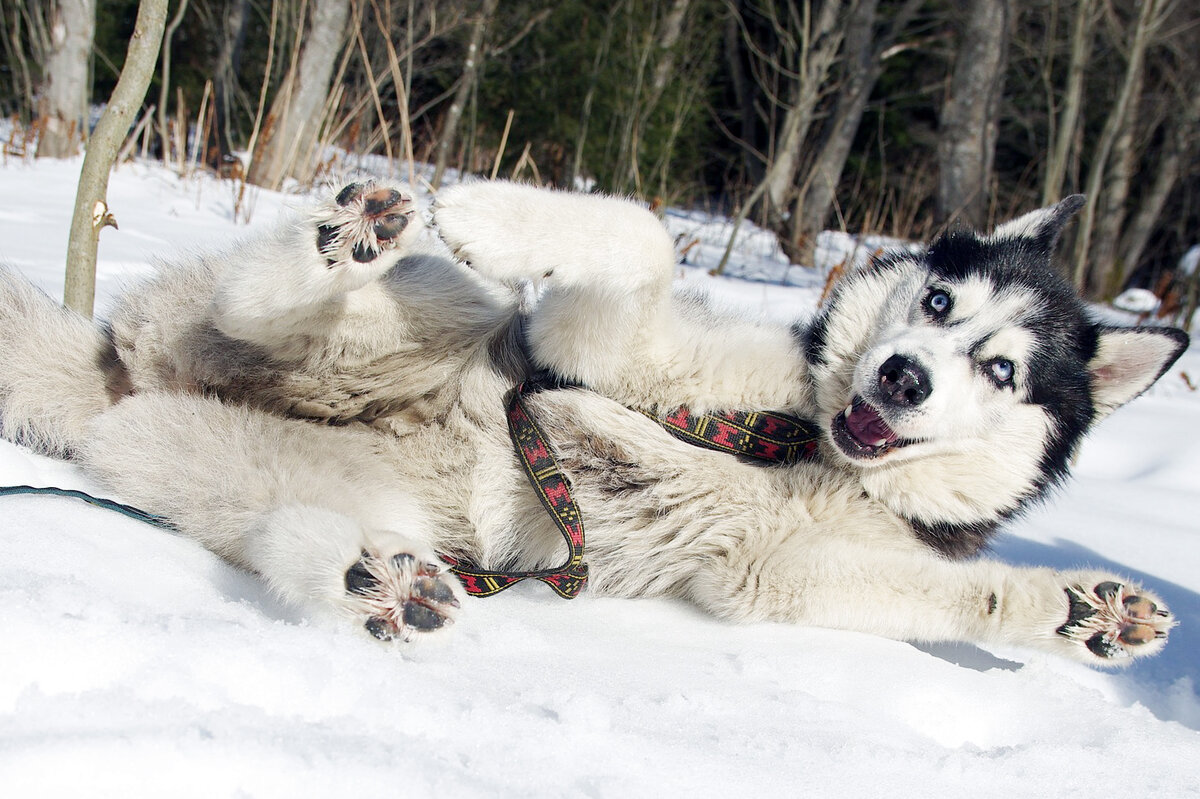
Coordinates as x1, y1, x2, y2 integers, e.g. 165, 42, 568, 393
432, 181, 555, 282
1056, 578, 1172, 662
315, 181, 420, 269
343, 549, 464, 642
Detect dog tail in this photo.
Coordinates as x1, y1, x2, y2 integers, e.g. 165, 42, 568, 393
0, 267, 128, 458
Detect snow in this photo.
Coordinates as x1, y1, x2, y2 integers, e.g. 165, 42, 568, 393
1, 156, 1198, 797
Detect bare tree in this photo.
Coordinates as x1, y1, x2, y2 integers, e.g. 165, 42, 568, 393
210, 0, 252, 168
37, 0, 95, 158
64, 0, 168, 317
936, 0, 1011, 229
248, 0, 352, 190
1041, 0, 1096, 205
431, 0, 498, 189
156, 0, 192, 165
790, 0, 925, 262
1072, 0, 1170, 296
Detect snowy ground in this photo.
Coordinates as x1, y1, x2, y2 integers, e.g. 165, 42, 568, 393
0, 157, 1198, 797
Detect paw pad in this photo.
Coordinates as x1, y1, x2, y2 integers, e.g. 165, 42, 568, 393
1057, 581, 1172, 660
316, 181, 416, 267
344, 550, 461, 642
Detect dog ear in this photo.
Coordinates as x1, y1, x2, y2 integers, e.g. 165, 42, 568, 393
1089, 326, 1189, 420
990, 195, 1086, 252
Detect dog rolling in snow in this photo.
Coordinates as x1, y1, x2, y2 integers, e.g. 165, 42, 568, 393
0, 180, 1187, 665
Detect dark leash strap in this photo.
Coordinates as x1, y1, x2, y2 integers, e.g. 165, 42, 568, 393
443, 381, 589, 598
0, 484, 175, 529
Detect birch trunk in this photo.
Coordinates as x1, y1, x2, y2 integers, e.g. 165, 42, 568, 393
247, 0, 351, 190
431, 0, 498, 189
156, 0, 190, 166
789, 0, 881, 262
37, 0, 94, 158
212, 0, 250, 166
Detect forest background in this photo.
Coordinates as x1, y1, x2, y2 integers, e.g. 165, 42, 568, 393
2, 0, 1197, 303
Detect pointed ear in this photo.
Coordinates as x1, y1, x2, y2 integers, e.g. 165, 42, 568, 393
1089, 326, 1189, 420
990, 195, 1086, 252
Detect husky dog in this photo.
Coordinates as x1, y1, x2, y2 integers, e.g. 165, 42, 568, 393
0, 180, 1187, 665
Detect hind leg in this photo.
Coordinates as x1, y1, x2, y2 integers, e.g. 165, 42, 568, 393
81, 391, 464, 640
433, 181, 808, 411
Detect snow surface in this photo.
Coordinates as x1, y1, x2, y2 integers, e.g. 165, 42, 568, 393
0, 156, 1198, 797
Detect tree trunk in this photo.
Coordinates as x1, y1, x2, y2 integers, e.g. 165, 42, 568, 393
37, 0, 95, 158
431, 0, 498, 189
790, 0, 882, 262
935, 0, 1010, 230
63, 0, 167, 317
1117, 91, 1200, 290
1072, 0, 1163, 297
1041, 0, 1095, 205
648, 0, 691, 103
247, 0, 351, 190
156, 0, 191, 166
211, 0, 251, 168
761, 0, 846, 223
790, 0, 925, 263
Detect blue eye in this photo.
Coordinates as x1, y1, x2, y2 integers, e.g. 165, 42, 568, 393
989, 359, 1015, 386
925, 289, 952, 318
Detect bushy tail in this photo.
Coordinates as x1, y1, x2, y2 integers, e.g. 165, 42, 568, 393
0, 267, 126, 457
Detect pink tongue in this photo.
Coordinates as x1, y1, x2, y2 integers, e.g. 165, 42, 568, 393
847, 403, 897, 445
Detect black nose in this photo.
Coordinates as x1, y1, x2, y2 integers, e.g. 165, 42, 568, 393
878, 354, 932, 407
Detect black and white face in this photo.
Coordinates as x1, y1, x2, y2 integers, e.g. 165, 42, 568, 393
803, 198, 1187, 537
801, 197, 1167, 541
826, 267, 1070, 472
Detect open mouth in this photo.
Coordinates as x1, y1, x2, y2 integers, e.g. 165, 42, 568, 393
830, 397, 913, 460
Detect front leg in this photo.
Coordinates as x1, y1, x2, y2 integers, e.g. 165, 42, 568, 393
692, 537, 1172, 666
212, 180, 423, 348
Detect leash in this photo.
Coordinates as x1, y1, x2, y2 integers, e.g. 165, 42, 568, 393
0, 384, 819, 602
649, 407, 820, 464
442, 381, 589, 598
0, 484, 175, 529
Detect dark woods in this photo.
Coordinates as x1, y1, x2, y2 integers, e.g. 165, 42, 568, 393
3, 0, 1197, 305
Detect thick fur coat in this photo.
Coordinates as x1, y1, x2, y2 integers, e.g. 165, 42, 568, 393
0, 180, 1187, 664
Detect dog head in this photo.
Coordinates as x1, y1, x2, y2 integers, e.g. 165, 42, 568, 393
804, 196, 1189, 555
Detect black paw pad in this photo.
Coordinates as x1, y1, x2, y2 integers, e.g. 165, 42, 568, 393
317, 224, 338, 254
345, 554, 377, 595
1058, 588, 1097, 633
352, 242, 377, 263
414, 575, 460, 607
336, 183, 365, 207
403, 601, 448, 631
365, 615, 396, 641
373, 212, 409, 241
1085, 631, 1120, 659
363, 188, 403, 216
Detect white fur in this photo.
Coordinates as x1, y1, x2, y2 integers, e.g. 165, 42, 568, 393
0, 180, 1180, 663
